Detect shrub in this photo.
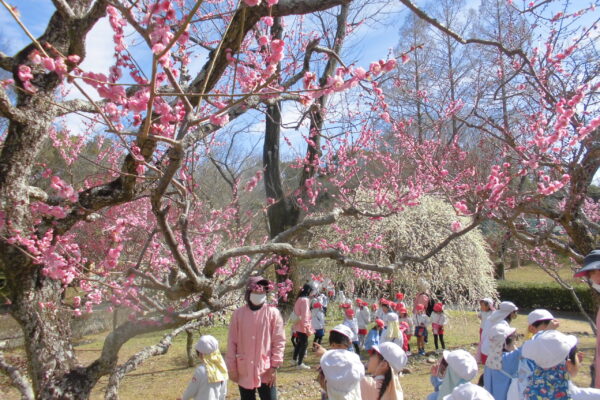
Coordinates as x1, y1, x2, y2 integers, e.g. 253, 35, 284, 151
497, 280, 594, 314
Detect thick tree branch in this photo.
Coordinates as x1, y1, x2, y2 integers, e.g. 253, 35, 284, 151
0, 87, 25, 122
56, 98, 105, 116
104, 319, 205, 399
51, 0, 77, 19
0, 51, 13, 71
205, 215, 482, 276
0, 352, 35, 400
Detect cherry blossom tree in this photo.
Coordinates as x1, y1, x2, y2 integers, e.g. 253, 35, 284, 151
0, 0, 598, 399
396, 0, 600, 324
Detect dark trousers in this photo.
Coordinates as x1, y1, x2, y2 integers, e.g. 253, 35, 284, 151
293, 332, 309, 364
239, 384, 277, 400
434, 334, 445, 349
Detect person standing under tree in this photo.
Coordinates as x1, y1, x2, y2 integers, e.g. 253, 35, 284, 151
226, 277, 285, 400
574, 249, 600, 388
293, 283, 317, 369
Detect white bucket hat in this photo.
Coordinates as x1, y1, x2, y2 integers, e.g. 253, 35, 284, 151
372, 342, 408, 372
331, 324, 354, 340
443, 349, 479, 381
320, 350, 365, 395
195, 335, 219, 354
488, 301, 518, 323
443, 382, 494, 400
522, 330, 577, 369
386, 312, 399, 322
527, 309, 554, 325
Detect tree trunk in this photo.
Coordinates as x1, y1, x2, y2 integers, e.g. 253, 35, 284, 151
186, 329, 195, 368
5, 251, 99, 399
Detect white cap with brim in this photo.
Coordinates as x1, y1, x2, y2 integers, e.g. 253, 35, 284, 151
527, 309, 554, 325
195, 335, 219, 354
372, 342, 408, 372
443, 349, 479, 381
487, 301, 518, 324
574, 250, 600, 278
522, 330, 577, 369
320, 349, 365, 394
443, 383, 494, 400
488, 323, 516, 340
331, 324, 354, 340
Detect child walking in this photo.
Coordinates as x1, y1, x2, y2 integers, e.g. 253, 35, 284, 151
312, 302, 326, 344
181, 335, 228, 400
364, 319, 385, 352
477, 298, 495, 364
430, 303, 449, 351
356, 299, 371, 350
413, 304, 430, 355
397, 306, 413, 353
343, 308, 360, 354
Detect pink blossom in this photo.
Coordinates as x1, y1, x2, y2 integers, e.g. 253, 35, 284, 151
401, 54, 410, 64
41, 57, 56, 71
209, 113, 229, 126
369, 61, 382, 76
262, 16, 274, 26
454, 201, 469, 215
243, 0, 261, 6
451, 221, 462, 232
28, 50, 41, 64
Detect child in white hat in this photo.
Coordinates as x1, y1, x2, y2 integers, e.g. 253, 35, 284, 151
526, 309, 558, 339
482, 323, 521, 400
522, 330, 600, 399
318, 347, 365, 400
361, 342, 407, 400
381, 312, 404, 349
181, 335, 228, 400
506, 309, 561, 399
427, 349, 479, 400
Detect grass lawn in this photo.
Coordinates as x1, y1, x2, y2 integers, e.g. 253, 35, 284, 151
1, 308, 596, 400
504, 263, 582, 286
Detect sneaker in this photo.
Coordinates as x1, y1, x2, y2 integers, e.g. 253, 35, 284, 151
419, 349, 426, 356
296, 363, 311, 370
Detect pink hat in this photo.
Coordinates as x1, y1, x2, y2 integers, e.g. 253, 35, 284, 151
433, 303, 444, 313
375, 318, 385, 329
345, 308, 355, 318
313, 302, 322, 309
340, 303, 351, 309
371, 303, 379, 311
395, 292, 405, 300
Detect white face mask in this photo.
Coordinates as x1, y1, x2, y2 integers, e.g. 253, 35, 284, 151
592, 283, 600, 293
249, 293, 267, 306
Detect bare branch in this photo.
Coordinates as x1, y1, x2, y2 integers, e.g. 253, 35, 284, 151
51, 0, 77, 19
0, 352, 35, 400
56, 99, 105, 116
0, 86, 25, 122
0, 51, 13, 71
398, 0, 527, 59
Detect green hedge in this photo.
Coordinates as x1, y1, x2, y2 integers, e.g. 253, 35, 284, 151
497, 281, 595, 314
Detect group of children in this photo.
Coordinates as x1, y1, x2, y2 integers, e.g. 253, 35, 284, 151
325, 292, 450, 357
471, 300, 600, 400
181, 296, 600, 400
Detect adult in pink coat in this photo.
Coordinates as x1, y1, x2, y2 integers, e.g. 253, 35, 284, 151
292, 283, 316, 369
574, 250, 600, 388
226, 277, 286, 400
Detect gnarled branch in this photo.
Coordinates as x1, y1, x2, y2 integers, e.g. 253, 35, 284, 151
0, 352, 34, 400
